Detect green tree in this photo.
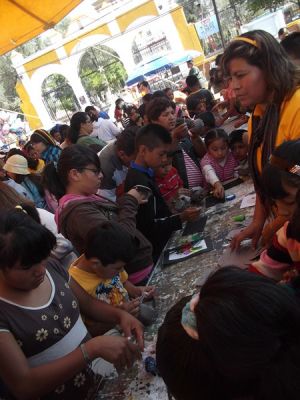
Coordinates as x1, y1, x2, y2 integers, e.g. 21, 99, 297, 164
0, 55, 20, 111
175, 0, 211, 23
244, 0, 285, 14
79, 45, 127, 95
42, 74, 79, 119
53, 17, 71, 38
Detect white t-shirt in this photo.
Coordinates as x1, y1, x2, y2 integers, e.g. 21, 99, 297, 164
91, 118, 120, 142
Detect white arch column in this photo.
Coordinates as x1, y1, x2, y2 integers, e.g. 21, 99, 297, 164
56, 46, 90, 108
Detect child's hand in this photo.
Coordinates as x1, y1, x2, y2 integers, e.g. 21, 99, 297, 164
180, 207, 201, 222
129, 286, 156, 299
213, 181, 224, 199
118, 298, 140, 317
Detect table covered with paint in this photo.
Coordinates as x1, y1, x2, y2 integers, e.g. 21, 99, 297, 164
97, 180, 255, 400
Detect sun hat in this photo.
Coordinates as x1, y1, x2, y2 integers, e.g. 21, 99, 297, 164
4, 154, 30, 175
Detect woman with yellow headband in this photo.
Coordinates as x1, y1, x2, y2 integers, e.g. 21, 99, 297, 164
221, 30, 300, 250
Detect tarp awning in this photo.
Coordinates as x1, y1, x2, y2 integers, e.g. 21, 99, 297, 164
0, 0, 81, 55
126, 50, 202, 86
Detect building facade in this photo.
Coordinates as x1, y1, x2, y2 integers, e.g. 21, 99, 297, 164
12, 0, 204, 128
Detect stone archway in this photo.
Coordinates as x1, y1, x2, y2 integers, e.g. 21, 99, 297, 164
41, 74, 80, 123
78, 44, 127, 109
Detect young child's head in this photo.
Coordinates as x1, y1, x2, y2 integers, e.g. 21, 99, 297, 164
186, 93, 207, 118
84, 222, 137, 280
135, 124, 172, 169
281, 32, 300, 66
204, 128, 229, 162
262, 140, 300, 222
229, 129, 248, 161
157, 266, 300, 400
154, 156, 173, 179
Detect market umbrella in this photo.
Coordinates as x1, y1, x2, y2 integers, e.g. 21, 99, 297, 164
126, 50, 203, 86
126, 55, 174, 86
0, 0, 81, 55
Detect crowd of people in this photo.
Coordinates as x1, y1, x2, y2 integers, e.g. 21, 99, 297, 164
0, 29, 300, 399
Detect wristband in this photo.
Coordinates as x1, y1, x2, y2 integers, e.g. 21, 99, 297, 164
80, 343, 92, 365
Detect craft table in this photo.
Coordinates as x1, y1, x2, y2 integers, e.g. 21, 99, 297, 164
97, 180, 255, 400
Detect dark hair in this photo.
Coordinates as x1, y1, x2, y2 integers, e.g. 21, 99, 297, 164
138, 80, 149, 89
152, 90, 167, 99
281, 32, 300, 61
115, 126, 138, 156
229, 129, 247, 147
0, 210, 56, 269
49, 124, 61, 136
204, 128, 229, 148
185, 75, 200, 89
157, 266, 300, 400
85, 222, 137, 266
23, 142, 39, 171
261, 140, 300, 201
215, 53, 223, 66
198, 111, 216, 128
58, 124, 70, 142
135, 124, 171, 150
123, 104, 137, 118
69, 112, 89, 144
146, 98, 173, 122
84, 106, 96, 113
6, 148, 24, 160
142, 93, 153, 104
163, 87, 173, 95
115, 98, 124, 108
43, 144, 100, 200
186, 92, 205, 115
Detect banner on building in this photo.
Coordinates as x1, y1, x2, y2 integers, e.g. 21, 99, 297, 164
195, 15, 219, 39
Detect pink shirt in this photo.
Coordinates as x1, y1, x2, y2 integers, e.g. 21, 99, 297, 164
200, 151, 238, 185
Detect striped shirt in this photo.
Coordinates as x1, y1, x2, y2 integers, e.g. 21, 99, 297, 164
200, 151, 238, 186
182, 150, 205, 189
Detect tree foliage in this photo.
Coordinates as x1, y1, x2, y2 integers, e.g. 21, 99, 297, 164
0, 55, 20, 111
79, 45, 127, 95
42, 74, 79, 117
244, 0, 285, 14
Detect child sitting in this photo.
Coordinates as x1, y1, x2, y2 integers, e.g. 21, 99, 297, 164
69, 222, 155, 336
155, 157, 187, 213
229, 129, 249, 177
200, 128, 238, 198
124, 123, 200, 261
250, 140, 300, 279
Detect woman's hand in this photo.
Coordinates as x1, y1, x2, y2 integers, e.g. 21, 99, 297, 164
90, 335, 141, 371
231, 220, 264, 251
213, 181, 224, 199
172, 123, 189, 141
117, 311, 144, 350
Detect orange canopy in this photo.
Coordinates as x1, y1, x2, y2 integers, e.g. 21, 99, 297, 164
0, 0, 81, 55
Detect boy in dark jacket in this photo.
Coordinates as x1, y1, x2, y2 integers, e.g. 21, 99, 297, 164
124, 124, 200, 261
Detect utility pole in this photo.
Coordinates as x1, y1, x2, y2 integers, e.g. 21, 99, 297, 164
211, 0, 226, 49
